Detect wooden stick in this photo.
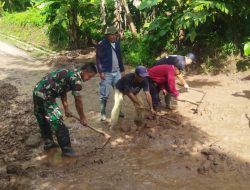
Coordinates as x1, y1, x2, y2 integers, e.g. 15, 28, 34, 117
189, 87, 206, 94
193, 92, 207, 114
143, 108, 179, 123
177, 99, 199, 106
70, 115, 111, 149
158, 115, 179, 123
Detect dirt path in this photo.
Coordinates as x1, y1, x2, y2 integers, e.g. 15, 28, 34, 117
0, 41, 250, 190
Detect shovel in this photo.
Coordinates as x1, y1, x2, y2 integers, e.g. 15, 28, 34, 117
193, 91, 206, 114
177, 99, 199, 106
70, 114, 111, 149
143, 108, 179, 124
178, 85, 206, 114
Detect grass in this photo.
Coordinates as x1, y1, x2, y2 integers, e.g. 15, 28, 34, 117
0, 19, 51, 50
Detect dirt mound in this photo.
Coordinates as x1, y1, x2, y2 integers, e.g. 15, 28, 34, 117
0, 83, 37, 163
45, 47, 96, 69
197, 144, 250, 175
0, 83, 18, 101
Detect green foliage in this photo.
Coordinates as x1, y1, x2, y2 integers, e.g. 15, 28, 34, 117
0, 1, 5, 16
138, 0, 250, 71
176, 0, 233, 42
236, 59, 250, 71
2, 8, 45, 26
0, 16, 50, 49
141, 14, 180, 58
244, 42, 250, 56
122, 32, 155, 67
138, 0, 162, 10
219, 42, 239, 55
39, 0, 101, 49
2, 0, 31, 12
47, 22, 68, 48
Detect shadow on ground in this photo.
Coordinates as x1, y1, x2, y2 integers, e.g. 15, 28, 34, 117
187, 79, 221, 88
232, 90, 250, 100
242, 75, 250, 81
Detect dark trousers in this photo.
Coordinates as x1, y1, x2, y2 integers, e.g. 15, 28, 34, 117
148, 79, 172, 108
148, 78, 161, 108
33, 94, 71, 151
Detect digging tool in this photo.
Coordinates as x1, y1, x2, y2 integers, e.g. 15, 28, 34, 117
177, 83, 206, 95
177, 99, 199, 106
193, 91, 206, 114
157, 114, 180, 124
177, 85, 207, 114
188, 87, 206, 94
143, 108, 179, 124
70, 114, 111, 149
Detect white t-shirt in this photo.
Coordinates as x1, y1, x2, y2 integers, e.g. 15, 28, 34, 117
111, 43, 119, 71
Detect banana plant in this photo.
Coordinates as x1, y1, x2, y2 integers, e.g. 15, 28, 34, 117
36, 0, 98, 49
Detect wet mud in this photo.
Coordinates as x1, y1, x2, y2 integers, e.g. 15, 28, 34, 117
1, 43, 250, 189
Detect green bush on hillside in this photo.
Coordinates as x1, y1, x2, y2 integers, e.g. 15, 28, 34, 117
0, 8, 50, 49
2, 8, 45, 27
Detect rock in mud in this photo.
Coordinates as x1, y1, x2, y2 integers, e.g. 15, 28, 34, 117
25, 133, 41, 147
200, 148, 213, 156
121, 125, 131, 132
197, 161, 211, 175
6, 164, 25, 175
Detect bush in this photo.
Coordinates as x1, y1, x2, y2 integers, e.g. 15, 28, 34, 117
244, 41, 250, 56
2, 8, 45, 27
236, 59, 250, 71
0, 8, 50, 49
122, 32, 155, 67
47, 23, 68, 49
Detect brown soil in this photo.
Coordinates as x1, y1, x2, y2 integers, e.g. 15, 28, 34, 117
0, 41, 250, 190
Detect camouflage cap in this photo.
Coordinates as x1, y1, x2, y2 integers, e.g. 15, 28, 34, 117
105, 26, 117, 35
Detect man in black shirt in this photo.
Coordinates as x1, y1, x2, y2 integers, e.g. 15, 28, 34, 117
110, 66, 156, 130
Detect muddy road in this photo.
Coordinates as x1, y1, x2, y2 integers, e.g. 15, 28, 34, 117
0, 41, 250, 190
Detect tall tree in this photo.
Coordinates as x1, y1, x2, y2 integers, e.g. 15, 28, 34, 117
67, 0, 79, 49
122, 0, 137, 36
113, 0, 124, 38
100, 0, 106, 32
41, 0, 99, 49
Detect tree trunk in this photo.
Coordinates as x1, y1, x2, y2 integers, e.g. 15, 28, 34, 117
100, 0, 106, 33
113, 0, 124, 39
121, 0, 137, 37
68, 0, 79, 50
7, 0, 13, 12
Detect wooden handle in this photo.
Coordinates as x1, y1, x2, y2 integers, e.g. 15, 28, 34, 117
70, 114, 111, 139
177, 99, 199, 106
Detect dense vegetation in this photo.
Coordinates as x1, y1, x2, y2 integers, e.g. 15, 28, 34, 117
0, 0, 249, 71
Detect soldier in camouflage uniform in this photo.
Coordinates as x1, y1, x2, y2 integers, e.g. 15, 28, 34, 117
33, 63, 97, 157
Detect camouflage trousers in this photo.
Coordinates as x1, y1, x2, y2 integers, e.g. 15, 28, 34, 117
33, 94, 71, 150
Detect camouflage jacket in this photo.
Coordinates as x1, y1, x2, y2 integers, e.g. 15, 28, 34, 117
33, 68, 83, 100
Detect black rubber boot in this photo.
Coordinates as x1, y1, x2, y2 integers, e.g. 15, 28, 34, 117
44, 139, 59, 150
119, 111, 125, 118
55, 123, 76, 156
100, 99, 107, 121
61, 146, 77, 157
